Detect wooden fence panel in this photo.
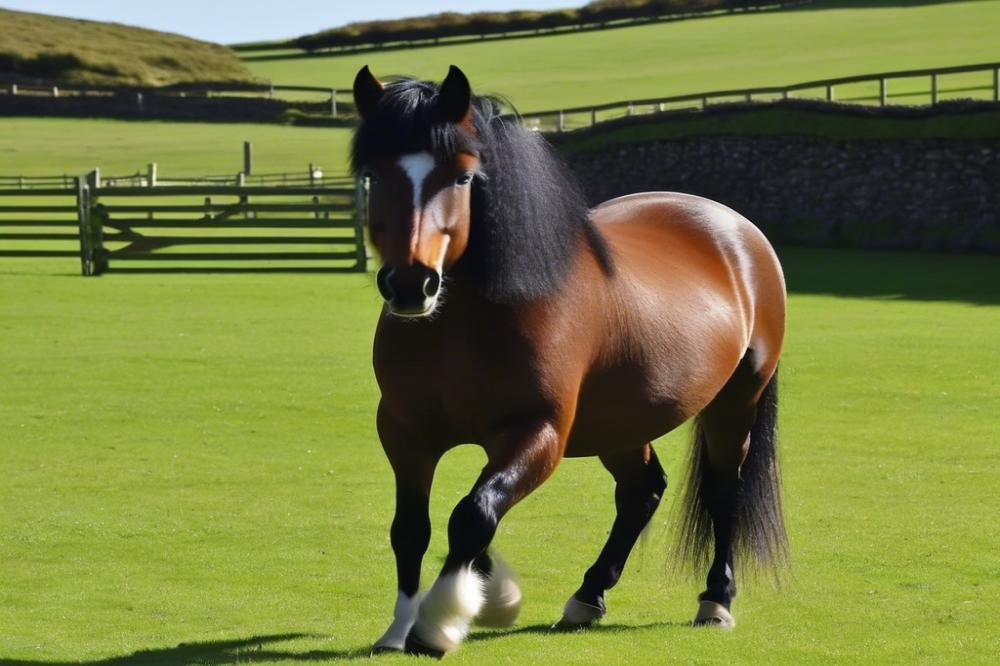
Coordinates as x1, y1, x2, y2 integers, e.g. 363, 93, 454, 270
522, 60, 1000, 132
0, 171, 369, 274
0, 181, 83, 262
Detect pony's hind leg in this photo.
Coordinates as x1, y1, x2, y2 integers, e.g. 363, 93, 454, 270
555, 444, 666, 629
404, 418, 565, 656
680, 357, 785, 629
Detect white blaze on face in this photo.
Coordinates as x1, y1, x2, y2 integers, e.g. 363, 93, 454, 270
388, 151, 447, 317
398, 151, 436, 213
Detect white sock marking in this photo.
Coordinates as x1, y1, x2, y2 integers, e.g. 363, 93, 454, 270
373, 590, 421, 651
412, 565, 484, 653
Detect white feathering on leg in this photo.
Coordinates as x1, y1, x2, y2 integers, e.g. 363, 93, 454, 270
372, 591, 422, 652
475, 551, 522, 628
411, 565, 485, 653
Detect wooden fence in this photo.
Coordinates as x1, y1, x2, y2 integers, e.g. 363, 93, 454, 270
0, 82, 350, 118
0, 170, 368, 274
523, 61, 1000, 132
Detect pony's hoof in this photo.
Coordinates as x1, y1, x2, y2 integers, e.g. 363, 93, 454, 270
475, 556, 522, 628
552, 595, 605, 630
474, 584, 521, 627
370, 644, 402, 656
692, 600, 736, 629
404, 631, 446, 659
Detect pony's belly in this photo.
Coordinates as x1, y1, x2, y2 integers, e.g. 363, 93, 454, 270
563, 384, 696, 458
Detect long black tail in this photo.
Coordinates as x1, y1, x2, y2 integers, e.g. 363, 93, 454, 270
676, 370, 787, 576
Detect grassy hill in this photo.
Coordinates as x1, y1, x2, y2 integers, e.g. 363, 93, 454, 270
248, 0, 1000, 112
0, 8, 256, 87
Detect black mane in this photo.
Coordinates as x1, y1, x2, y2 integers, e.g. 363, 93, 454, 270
351, 77, 613, 303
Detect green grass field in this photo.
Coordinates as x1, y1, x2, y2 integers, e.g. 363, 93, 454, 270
1, 248, 998, 664
247, 0, 1000, 112
2, 3, 999, 661
2, 0, 997, 183
0, 118, 350, 178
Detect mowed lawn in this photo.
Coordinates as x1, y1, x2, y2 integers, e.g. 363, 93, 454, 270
248, 0, 1000, 111
1, 248, 998, 664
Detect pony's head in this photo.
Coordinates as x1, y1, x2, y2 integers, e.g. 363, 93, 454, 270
352, 65, 480, 317
352, 65, 610, 318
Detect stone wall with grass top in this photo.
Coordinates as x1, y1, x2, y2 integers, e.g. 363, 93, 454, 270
557, 102, 1000, 252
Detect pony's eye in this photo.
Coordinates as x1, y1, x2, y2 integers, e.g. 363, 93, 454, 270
456, 173, 473, 186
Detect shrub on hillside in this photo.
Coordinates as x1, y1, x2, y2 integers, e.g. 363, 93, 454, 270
291, 0, 786, 51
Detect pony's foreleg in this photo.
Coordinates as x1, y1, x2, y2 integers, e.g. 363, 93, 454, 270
404, 419, 564, 657
555, 444, 666, 629
471, 549, 522, 628
371, 411, 442, 654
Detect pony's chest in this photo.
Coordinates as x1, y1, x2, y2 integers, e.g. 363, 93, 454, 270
373, 317, 548, 435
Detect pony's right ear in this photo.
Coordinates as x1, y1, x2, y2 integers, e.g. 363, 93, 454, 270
353, 65, 383, 119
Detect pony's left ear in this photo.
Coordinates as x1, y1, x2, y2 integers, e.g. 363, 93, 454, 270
438, 65, 472, 124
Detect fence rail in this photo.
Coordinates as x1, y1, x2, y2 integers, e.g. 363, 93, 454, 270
0, 81, 351, 119
522, 61, 1000, 132
0, 170, 368, 274
1, 165, 352, 190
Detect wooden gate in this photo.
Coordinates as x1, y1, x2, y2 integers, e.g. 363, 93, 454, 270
1, 170, 369, 274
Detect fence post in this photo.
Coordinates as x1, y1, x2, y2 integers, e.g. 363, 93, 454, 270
880, 78, 887, 106
826, 84, 834, 102
931, 74, 938, 104
52, 86, 59, 98
994, 67, 999, 102
591, 108, 597, 126
76, 175, 92, 276
243, 141, 253, 175
558, 110, 565, 132
237, 172, 248, 218
10, 83, 16, 95
85, 169, 106, 275
330, 89, 338, 117
353, 177, 368, 272
147, 162, 157, 188
136, 92, 144, 113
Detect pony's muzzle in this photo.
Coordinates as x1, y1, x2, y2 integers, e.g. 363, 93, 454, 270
377, 263, 441, 317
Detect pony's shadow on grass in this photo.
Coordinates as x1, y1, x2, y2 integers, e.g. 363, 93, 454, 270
467, 620, 689, 643
0, 622, 695, 664
0, 633, 372, 665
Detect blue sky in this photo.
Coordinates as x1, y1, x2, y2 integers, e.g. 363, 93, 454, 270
3, 0, 584, 44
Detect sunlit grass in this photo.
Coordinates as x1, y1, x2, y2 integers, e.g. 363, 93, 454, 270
1, 248, 998, 663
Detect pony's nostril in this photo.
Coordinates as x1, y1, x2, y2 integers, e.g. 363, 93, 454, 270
423, 271, 441, 298
376, 266, 395, 301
